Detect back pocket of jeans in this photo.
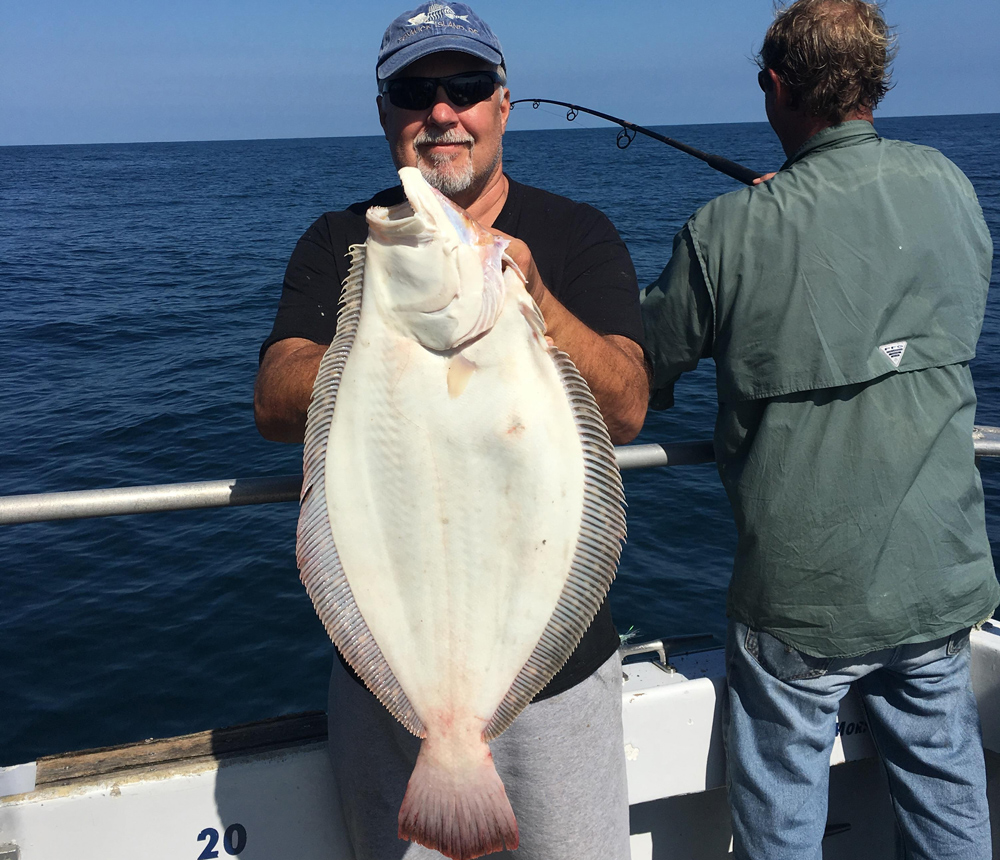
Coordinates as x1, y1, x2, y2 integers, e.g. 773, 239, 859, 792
745, 627, 831, 681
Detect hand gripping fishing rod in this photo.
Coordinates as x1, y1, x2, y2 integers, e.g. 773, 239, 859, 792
511, 99, 764, 186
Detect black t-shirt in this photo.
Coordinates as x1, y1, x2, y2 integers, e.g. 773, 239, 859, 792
262, 176, 643, 700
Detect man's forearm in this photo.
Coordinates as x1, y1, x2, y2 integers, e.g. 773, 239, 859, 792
255, 299, 648, 447
253, 338, 327, 443
534, 288, 648, 444
497, 234, 648, 443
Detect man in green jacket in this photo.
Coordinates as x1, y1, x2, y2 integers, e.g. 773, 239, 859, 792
642, 1, 997, 857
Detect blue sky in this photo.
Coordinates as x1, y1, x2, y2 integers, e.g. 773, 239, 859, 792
3, 0, 998, 146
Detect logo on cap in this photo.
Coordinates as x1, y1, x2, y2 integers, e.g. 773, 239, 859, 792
408, 4, 469, 26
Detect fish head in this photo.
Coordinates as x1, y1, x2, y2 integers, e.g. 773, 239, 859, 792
364, 166, 508, 351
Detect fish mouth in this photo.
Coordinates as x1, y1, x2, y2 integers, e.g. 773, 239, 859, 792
364, 198, 426, 247
363, 168, 509, 348
383, 199, 418, 224
401, 167, 504, 252
367, 167, 495, 251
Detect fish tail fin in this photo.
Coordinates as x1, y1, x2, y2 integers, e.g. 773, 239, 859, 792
398, 736, 518, 859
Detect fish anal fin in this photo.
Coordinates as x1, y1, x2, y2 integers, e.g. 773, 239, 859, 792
398, 735, 518, 859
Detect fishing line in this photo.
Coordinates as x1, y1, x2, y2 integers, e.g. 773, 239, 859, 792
511, 98, 763, 186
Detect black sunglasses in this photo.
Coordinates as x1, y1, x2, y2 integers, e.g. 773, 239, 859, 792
758, 68, 776, 92
380, 71, 503, 111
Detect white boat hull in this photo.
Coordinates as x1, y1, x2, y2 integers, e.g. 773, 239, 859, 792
5, 623, 1000, 859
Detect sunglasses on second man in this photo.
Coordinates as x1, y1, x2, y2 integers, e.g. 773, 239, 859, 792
380, 71, 504, 111
758, 68, 778, 92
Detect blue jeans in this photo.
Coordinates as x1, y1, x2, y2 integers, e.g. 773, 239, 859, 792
724, 620, 991, 860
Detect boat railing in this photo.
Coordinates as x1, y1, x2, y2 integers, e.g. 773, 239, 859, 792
1, 426, 998, 526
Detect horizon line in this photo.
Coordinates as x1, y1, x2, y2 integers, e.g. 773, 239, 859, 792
4, 110, 998, 150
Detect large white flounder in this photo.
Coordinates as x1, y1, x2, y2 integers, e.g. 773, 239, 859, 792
297, 167, 625, 860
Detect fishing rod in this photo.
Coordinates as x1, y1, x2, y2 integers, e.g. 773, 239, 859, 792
511, 99, 764, 186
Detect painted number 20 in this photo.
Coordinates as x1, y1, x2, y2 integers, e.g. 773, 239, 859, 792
197, 824, 247, 858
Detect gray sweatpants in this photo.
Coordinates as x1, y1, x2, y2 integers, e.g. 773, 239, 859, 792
327, 651, 630, 860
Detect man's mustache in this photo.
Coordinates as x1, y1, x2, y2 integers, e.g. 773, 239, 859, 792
414, 130, 474, 147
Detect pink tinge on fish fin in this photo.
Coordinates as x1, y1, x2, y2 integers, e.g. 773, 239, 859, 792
398, 736, 519, 859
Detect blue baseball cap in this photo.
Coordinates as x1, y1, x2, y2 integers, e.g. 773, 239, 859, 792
376, 3, 505, 82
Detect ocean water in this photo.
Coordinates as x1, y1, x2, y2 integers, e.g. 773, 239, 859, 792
1, 113, 998, 767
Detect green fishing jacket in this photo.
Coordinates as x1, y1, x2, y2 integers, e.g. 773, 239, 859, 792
643, 121, 998, 657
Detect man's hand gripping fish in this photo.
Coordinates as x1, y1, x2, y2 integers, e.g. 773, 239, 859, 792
296, 167, 625, 860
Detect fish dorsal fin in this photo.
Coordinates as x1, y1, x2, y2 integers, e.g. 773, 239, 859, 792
483, 325, 626, 740
297, 243, 426, 738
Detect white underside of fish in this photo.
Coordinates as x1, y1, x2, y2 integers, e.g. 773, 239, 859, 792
296, 167, 624, 859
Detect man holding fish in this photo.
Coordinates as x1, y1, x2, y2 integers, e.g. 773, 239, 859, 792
643, 1, 998, 858
255, 3, 647, 858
